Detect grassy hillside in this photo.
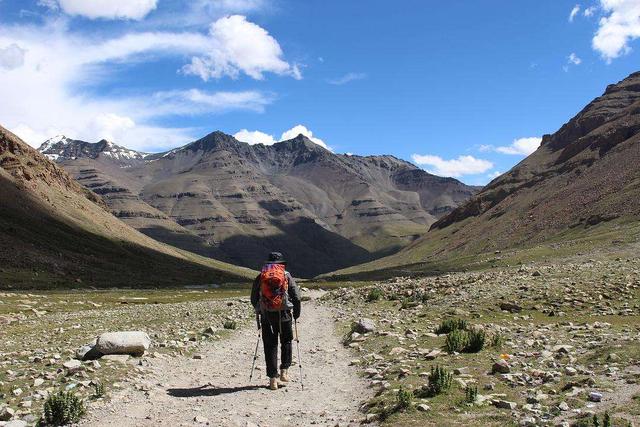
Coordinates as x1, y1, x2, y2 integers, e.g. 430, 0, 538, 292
0, 125, 255, 289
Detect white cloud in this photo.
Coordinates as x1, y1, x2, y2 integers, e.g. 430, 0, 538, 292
495, 137, 542, 155
592, 0, 640, 61
182, 15, 301, 81
280, 125, 330, 150
568, 52, 582, 65
233, 129, 276, 145
0, 19, 278, 151
0, 43, 26, 70
327, 72, 367, 85
411, 154, 494, 178
569, 4, 581, 22
55, 0, 158, 20
584, 6, 597, 17
488, 171, 502, 179
233, 124, 332, 151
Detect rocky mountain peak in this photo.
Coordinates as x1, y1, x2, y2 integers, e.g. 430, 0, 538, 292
38, 136, 147, 163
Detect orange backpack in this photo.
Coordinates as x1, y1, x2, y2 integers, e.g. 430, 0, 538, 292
259, 263, 288, 311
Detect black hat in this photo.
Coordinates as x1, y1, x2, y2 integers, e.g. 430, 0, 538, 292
266, 252, 286, 264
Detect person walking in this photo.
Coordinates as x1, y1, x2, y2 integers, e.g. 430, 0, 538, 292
251, 252, 301, 390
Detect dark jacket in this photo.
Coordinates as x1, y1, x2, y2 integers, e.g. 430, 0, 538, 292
251, 270, 301, 319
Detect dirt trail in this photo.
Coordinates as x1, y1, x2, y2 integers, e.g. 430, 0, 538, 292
82, 292, 371, 426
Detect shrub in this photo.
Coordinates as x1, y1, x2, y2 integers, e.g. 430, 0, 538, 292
92, 382, 105, 399
223, 320, 237, 330
465, 329, 486, 353
42, 390, 86, 426
417, 365, 452, 397
434, 318, 467, 335
396, 386, 414, 411
445, 329, 468, 354
491, 331, 504, 348
464, 385, 478, 404
366, 288, 382, 302
603, 412, 611, 427
400, 298, 419, 310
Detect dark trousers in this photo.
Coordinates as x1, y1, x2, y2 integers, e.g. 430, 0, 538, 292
261, 310, 293, 379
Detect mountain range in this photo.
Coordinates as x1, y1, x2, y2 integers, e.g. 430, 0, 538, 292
39, 132, 478, 277
329, 71, 640, 278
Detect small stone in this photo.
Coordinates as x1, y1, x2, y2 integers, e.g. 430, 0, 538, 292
353, 318, 376, 334
499, 302, 522, 313
193, 354, 203, 360
416, 403, 430, 412
194, 415, 209, 424
565, 366, 577, 376
492, 359, 510, 374
0, 406, 16, 421
493, 400, 517, 410
588, 391, 603, 402
5, 421, 28, 427
558, 402, 569, 411
63, 359, 82, 373
607, 353, 620, 362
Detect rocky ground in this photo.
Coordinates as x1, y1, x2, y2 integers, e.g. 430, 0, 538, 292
1, 256, 639, 426
0, 287, 251, 426
323, 257, 640, 426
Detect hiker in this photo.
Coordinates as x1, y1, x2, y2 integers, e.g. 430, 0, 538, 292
251, 252, 301, 390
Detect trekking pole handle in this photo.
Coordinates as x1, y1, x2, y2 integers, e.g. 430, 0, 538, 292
256, 313, 261, 330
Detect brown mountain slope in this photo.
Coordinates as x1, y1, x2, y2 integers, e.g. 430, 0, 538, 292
327, 71, 640, 278
0, 126, 254, 289
41, 132, 478, 277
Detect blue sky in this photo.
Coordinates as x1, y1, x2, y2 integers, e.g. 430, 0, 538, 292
0, 0, 638, 184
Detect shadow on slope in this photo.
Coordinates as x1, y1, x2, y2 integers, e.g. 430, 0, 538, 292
0, 177, 250, 289
218, 216, 375, 278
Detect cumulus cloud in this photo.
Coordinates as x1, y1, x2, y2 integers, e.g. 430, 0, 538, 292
495, 137, 542, 155
0, 19, 280, 151
182, 15, 301, 81
584, 6, 597, 17
592, 0, 640, 61
0, 43, 26, 70
569, 4, 581, 22
280, 125, 329, 149
233, 129, 276, 145
411, 154, 494, 178
51, 0, 158, 20
488, 171, 502, 179
233, 125, 332, 151
327, 72, 367, 85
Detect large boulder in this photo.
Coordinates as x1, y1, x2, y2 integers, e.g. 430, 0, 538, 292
95, 331, 151, 357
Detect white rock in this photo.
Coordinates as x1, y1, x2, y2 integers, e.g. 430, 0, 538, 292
95, 331, 151, 357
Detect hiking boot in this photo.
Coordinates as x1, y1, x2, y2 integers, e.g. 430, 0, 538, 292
280, 369, 290, 382
269, 377, 278, 390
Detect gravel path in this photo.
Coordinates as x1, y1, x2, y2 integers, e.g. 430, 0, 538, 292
82, 293, 371, 426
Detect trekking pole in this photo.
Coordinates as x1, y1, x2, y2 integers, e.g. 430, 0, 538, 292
294, 318, 304, 390
249, 313, 261, 382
